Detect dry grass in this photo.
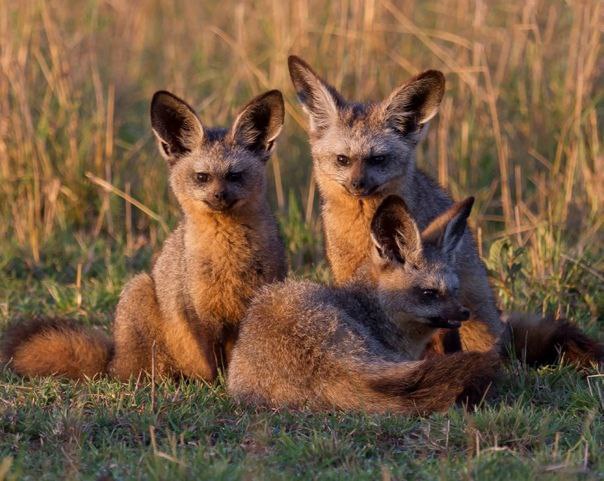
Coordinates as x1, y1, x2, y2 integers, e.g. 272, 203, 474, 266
1, 0, 601, 265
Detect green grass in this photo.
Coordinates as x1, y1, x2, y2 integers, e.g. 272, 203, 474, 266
0, 235, 602, 481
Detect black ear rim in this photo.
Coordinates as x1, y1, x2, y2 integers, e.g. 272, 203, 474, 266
231, 89, 285, 155
371, 195, 415, 264
446, 196, 475, 230
383, 69, 446, 135
287, 55, 318, 98
457, 196, 475, 219
400, 70, 446, 110
150, 90, 203, 162
287, 55, 346, 110
254, 89, 285, 128
446, 196, 475, 241
413, 70, 446, 94
150, 90, 199, 127
288, 55, 314, 80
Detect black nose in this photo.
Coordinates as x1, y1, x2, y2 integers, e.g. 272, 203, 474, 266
459, 308, 470, 321
214, 191, 227, 201
351, 179, 365, 190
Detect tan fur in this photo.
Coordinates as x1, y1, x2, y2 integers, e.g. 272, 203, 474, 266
1, 318, 112, 379
228, 196, 499, 413
2, 90, 287, 381
288, 56, 503, 353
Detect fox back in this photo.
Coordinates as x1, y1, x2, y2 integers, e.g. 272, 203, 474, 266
226, 195, 499, 414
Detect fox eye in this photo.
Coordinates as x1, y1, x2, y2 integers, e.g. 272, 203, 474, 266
226, 171, 243, 182
368, 155, 387, 165
196, 172, 210, 184
336, 155, 351, 167
420, 289, 439, 301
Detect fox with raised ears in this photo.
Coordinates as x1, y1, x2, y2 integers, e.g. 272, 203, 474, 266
1, 89, 287, 381
228, 195, 500, 414
287, 55, 603, 367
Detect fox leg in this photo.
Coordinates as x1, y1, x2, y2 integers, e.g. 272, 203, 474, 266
109, 273, 163, 380
109, 273, 218, 381
163, 320, 218, 381
457, 263, 503, 352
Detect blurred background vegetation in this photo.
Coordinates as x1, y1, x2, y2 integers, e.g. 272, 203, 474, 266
0, 0, 601, 321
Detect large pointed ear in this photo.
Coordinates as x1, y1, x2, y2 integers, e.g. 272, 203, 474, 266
288, 55, 345, 134
370, 195, 422, 266
150, 91, 205, 165
422, 197, 474, 257
230, 90, 284, 158
381, 70, 445, 136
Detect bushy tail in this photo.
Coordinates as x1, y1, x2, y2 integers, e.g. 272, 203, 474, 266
1, 317, 113, 379
325, 351, 500, 415
503, 313, 603, 369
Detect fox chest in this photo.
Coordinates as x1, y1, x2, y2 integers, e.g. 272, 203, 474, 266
186, 229, 272, 324
323, 205, 375, 284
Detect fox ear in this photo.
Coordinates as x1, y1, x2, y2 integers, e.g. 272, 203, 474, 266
230, 90, 284, 158
150, 91, 205, 165
422, 197, 474, 257
381, 70, 445, 136
370, 195, 422, 266
288, 55, 345, 134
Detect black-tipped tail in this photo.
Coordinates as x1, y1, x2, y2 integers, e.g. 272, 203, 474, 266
504, 313, 603, 369
365, 350, 501, 414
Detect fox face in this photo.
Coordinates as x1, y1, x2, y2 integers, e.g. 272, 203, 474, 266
370, 195, 474, 330
288, 56, 444, 198
150, 90, 284, 215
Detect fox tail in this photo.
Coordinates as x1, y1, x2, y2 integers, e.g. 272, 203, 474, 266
503, 312, 603, 369
1, 317, 113, 379
323, 350, 501, 414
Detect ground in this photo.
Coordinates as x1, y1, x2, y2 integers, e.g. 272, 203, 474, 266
0, 238, 602, 481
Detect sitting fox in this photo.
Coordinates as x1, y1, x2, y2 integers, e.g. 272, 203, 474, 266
227, 195, 500, 414
287, 56, 603, 367
1, 89, 287, 381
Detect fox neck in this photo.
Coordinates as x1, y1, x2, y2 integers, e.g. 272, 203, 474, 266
371, 306, 439, 360
348, 278, 436, 359
390, 316, 439, 359
182, 200, 269, 248
314, 150, 420, 284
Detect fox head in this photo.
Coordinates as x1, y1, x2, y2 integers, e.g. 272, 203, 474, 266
150, 89, 284, 216
369, 195, 474, 331
288, 55, 444, 199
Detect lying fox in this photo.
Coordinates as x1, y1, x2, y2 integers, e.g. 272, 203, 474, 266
1, 89, 287, 380
227, 195, 500, 414
287, 56, 603, 367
